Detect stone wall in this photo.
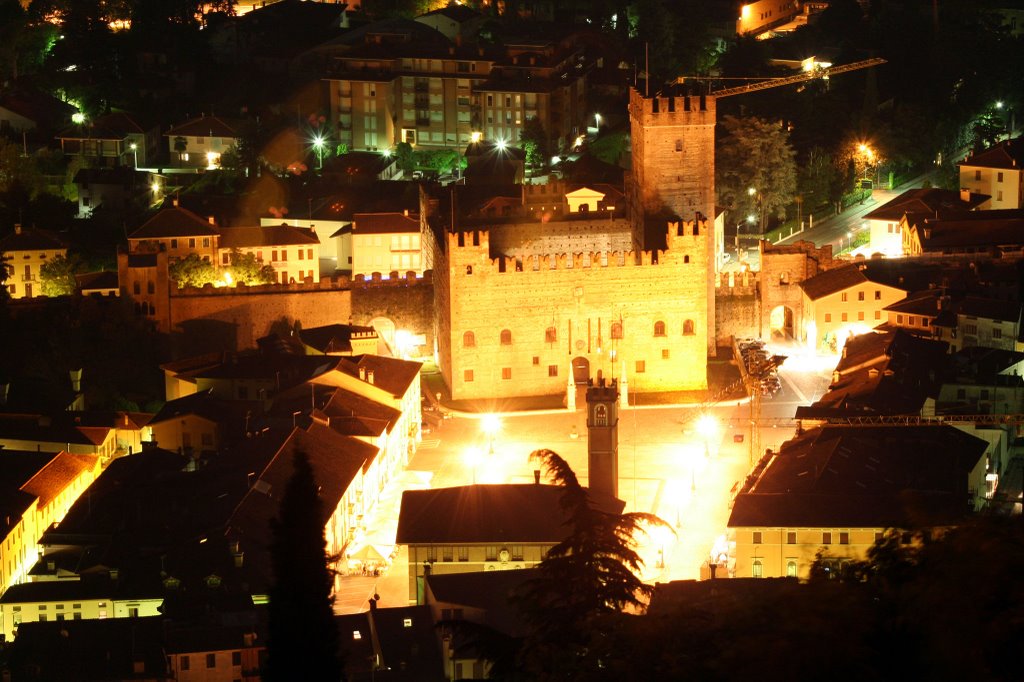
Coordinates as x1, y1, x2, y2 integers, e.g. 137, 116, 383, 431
350, 272, 435, 355
759, 240, 835, 342
715, 271, 760, 344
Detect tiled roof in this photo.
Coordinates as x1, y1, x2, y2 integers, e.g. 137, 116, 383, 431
961, 137, 1024, 171
148, 390, 224, 426
299, 324, 378, 355
396, 484, 624, 544
957, 295, 1022, 323
882, 289, 942, 316
0, 576, 114, 603
335, 355, 422, 400
910, 209, 1024, 249
863, 188, 989, 222
76, 270, 120, 291
21, 452, 98, 507
798, 264, 869, 300
56, 111, 148, 140
166, 115, 243, 139
728, 425, 986, 528
218, 224, 319, 249
0, 226, 66, 253
128, 206, 220, 239
335, 605, 445, 680
351, 212, 420, 235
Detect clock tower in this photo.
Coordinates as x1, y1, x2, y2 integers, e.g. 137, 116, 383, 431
586, 373, 620, 500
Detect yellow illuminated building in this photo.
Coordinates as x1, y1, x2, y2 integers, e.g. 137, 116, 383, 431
0, 225, 67, 299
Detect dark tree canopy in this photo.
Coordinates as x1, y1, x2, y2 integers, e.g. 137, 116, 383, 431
266, 450, 344, 681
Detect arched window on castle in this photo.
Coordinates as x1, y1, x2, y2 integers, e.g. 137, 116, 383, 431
463, 331, 476, 347
594, 404, 608, 426
610, 322, 623, 340
500, 329, 512, 346
683, 319, 695, 336
545, 327, 557, 343
654, 320, 666, 337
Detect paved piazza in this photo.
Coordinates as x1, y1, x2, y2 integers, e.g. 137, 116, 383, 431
336, 341, 836, 613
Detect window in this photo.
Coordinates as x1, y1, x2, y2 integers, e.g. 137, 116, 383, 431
857, 311, 864, 321
500, 329, 512, 345
545, 326, 557, 343
964, 323, 978, 335
675, 139, 682, 152
841, 312, 848, 322
682, 319, 695, 336
993, 328, 1002, 339
839, 532, 850, 545
170, 238, 178, 249
635, 360, 645, 373
532, 356, 540, 365
997, 172, 1004, 182
232, 652, 242, 666
956, 388, 966, 400
822, 532, 832, 545
611, 322, 623, 339
182, 656, 190, 671
443, 546, 453, 562
298, 249, 304, 260
752, 560, 763, 578
502, 367, 511, 380
281, 249, 287, 261
189, 238, 196, 248
752, 531, 762, 544
662, 349, 670, 359
654, 320, 666, 336
974, 170, 981, 181
272, 250, 278, 261
464, 369, 473, 382
841, 292, 848, 302
997, 190, 1004, 201
463, 331, 475, 347
307, 248, 313, 260
222, 252, 230, 265
786, 560, 798, 577
147, 281, 155, 294
824, 313, 832, 323
875, 310, 881, 320
908, 316, 916, 326
203, 237, 210, 247
458, 546, 469, 562
403, 618, 413, 628
874, 290, 881, 300
548, 365, 558, 377
133, 282, 141, 295
787, 532, 796, 544
353, 630, 362, 640
858, 291, 864, 301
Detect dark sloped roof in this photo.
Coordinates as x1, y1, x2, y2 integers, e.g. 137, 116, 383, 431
75, 270, 119, 291
218, 224, 320, 248
396, 484, 624, 544
882, 289, 942, 315
0, 576, 115, 604
418, 3, 481, 21
335, 355, 422, 400
728, 425, 985, 528
56, 111, 148, 140
166, 115, 243, 138
129, 206, 220, 239
961, 137, 1024, 170
148, 390, 224, 426
911, 209, 1024, 249
299, 324, 377, 355
0, 226, 66, 252
336, 605, 445, 681
352, 212, 420, 235
863, 188, 989, 221
798, 264, 869, 300
957, 295, 1022, 323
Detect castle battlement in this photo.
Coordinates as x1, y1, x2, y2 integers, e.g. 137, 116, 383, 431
628, 87, 716, 126
171, 270, 432, 297
714, 269, 759, 295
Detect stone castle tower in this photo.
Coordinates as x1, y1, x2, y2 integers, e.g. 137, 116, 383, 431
628, 88, 717, 354
586, 375, 619, 500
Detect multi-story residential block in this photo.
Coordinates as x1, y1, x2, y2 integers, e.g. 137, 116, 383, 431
73, 167, 163, 218
736, 0, 802, 36
727, 425, 988, 580
350, 211, 423, 277
798, 263, 908, 352
933, 296, 1023, 353
959, 137, 1023, 209
127, 205, 220, 263
323, 21, 590, 152
864, 188, 989, 257
881, 289, 943, 336
165, 114, 244, 169
218, 224, 322, 284
901, 208, 1024, 257
0, 225, 67, 300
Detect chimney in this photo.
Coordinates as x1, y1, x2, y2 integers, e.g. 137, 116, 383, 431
403, 209, 409, 217
69, 368, 83, 393
14, 224, 22, 235
367, 369, 375, 384
359, 367, 366, 381
208, 216, 215, 225
533, 469, 541, 484
173, 198, 179, 207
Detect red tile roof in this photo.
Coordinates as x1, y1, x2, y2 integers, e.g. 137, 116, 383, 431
961, 137, 1024, 171
166, 115, 243, 139
218, 224, 319, 248
129, 206, 220, 239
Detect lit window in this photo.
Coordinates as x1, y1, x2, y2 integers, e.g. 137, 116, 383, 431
500, 329, 512, 345
502, 367, 511, 380
786, 560, 798, 577
403, 618, 413, 627
611, 322, 623, 339
654, 320, 666, 336
682, 319, 695, 336
463, 331, 475, 347
353, 631, 362, 640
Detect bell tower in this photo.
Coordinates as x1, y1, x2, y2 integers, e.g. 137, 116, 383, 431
586, 374, 619, 500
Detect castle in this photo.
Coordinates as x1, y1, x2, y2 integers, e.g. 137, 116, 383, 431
428, 87, 723, 401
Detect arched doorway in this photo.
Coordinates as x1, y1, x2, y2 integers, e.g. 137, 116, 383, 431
572, 356, 590, 384
768, 306, 795, 340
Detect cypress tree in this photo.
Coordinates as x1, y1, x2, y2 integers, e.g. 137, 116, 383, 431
266, 450, 344, 681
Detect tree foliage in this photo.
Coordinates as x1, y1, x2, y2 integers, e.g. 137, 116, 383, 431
512, 449, 669, 678
519, 117, 549, 168
266, 451, 343, 681
39, 253, 81, 297
168, 253, 218, 289
227, 249, 277, 285
716, 115, 797, 230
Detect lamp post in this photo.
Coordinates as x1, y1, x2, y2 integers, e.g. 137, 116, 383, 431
594, 113, 601, 131
481, 413, 501, 455
129, 142, 138, 168
312, 134, 326, 170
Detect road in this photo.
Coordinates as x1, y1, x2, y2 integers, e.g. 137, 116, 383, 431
335, 342, 835, 613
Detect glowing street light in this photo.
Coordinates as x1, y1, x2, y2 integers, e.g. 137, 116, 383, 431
72, 112, 85, 124
481, 413, 501, 455
129, 142, 138, 168
747, 187, 757, 197
494, 138, 507, 152
470, 131, 482, 143
312, 134, 326, 169
594, 113, 601, 129
996, 100, 1004, 109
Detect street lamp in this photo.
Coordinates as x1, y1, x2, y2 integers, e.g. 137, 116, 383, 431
129, 142, 138, 168
481, 413, 501, 455
594, 113, 601, 130
312, 134, 326, 169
